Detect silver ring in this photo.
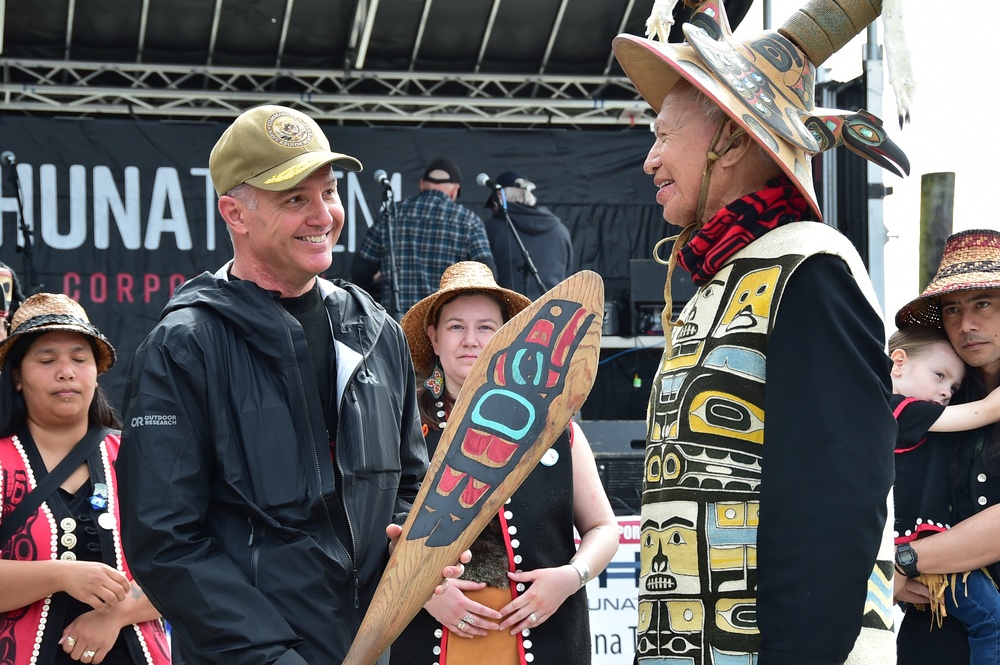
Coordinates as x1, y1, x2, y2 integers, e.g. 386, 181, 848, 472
529, 612, 538, 623
462, 613, 473, 624
65, 636, 77, 648
456, 620, 467, 631
83, 650, 97, 659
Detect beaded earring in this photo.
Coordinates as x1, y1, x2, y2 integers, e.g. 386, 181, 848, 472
423, 362, 445, 400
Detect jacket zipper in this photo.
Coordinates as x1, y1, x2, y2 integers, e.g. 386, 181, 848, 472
336, 380, 361, 609
281, 299, 356, 586
334, 321, 371, 611
248, 517, 261, 587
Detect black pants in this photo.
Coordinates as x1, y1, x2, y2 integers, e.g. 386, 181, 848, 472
897, 604, 970, 664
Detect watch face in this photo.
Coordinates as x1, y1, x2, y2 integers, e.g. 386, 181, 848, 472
897, 546, 916, 566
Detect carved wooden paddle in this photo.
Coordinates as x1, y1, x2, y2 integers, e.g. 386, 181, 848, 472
342, 270, 604, 665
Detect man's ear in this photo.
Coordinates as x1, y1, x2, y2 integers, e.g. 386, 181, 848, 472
716, 121, 752, 167
889, 348, 907, 375
218, 196, 248, 236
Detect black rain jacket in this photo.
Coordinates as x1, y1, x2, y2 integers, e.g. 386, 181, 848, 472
117, 267, 427, 665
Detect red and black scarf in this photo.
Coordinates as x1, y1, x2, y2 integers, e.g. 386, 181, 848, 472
677, 177, 809, 286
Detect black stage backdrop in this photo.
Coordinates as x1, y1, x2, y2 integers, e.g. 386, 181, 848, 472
0, 115, 672, 412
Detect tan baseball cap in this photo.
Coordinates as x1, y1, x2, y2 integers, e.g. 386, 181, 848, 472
209, 104, 363, 196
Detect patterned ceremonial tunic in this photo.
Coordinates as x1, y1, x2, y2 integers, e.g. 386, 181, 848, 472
636, 223, 895, 664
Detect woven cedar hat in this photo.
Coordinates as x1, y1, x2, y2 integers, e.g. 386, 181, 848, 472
401, 261, 531, 378
0, 293, 115, 373
612, 0, 910, 221
895, 230, 1000, 329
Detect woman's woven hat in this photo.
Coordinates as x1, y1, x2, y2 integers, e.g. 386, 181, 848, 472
401, 261, 531, 378
612, 0, 910, 220
0, 293, 116, 373
895, 230, 1000, 329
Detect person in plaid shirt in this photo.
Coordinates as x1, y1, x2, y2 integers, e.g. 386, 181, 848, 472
352, 158, 497, 318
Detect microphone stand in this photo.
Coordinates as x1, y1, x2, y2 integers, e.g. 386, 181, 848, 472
490, 189, 545, 296
3, 157, 41, 292
379, 186, 402, 321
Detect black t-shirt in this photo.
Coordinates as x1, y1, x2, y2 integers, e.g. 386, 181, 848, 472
281, 285, 338, 443
890, 394, 953, 543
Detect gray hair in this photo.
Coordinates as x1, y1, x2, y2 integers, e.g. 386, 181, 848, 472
220, 183, 258, 242
226, 183, 259, 210
653, 82, 772, 165
502, 177, 537, 207
671, 82, 726, 125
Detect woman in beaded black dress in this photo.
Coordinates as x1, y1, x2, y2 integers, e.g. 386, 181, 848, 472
390, 262, 618, 665
0, 294, 170, 665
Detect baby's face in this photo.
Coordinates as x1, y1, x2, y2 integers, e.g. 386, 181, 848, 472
899, 341, 966, 405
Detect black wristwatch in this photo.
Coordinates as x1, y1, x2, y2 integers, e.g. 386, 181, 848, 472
895, 543, 920, 578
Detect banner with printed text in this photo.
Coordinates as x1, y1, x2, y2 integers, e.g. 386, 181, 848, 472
1, 115, 666, 405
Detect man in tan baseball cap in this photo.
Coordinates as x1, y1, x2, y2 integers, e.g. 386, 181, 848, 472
118, 104, 466, 664
202, 104, 365, 297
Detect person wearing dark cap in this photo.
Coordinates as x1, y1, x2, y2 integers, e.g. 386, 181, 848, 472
351, 157, 497, 316
484, 171, 572, 300
115, 105, 466, 665
892, 229, 1000, 664
613, 0, 912, 662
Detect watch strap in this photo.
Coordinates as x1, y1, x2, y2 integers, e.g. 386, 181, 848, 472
895, 543, 920, 578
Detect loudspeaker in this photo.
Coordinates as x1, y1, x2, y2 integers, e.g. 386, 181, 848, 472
578, 420, 646, 517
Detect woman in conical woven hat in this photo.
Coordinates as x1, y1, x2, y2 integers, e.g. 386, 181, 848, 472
391, 262, 619, 665
613, 1, 910, 662
0, 293, 170, 664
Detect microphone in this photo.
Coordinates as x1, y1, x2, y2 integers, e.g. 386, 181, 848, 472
0, 151, 15, 166
373, 169, 393, 190
476, 173, 502, 190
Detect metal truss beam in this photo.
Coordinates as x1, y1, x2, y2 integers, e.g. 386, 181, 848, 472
0, 59, 651, 128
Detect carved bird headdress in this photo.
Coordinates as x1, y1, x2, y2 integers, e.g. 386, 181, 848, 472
614, 0, 913, 220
